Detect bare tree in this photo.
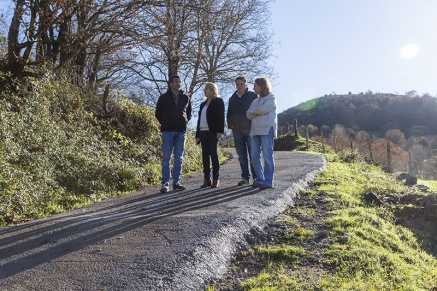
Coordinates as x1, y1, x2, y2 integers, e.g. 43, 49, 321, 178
384, 129, 406, 147
128, 0, 275, 107
329, 124, 350, 152
2, 0, 275, 105
1, 0, 142, 89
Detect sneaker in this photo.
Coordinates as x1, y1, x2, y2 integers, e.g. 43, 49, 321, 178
160, 182, 169, 193
259, 184, 273, 190
238, 179, 249, 186
173, 181, 186, 191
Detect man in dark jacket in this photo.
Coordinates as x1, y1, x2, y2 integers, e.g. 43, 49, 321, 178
155, 76, 192, 193
226, 76, 257, 186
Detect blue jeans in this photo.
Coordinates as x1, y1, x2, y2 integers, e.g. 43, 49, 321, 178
250, 127, 275, 187
233, 128, 255, 181
199, 130, 220, 180
161, 131, 186, 184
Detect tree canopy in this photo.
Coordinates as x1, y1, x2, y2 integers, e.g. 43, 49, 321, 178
0, 0, 275, 104
279, 93, 437, 138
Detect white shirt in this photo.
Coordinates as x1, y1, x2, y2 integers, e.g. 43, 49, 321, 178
199, 104, 209, 131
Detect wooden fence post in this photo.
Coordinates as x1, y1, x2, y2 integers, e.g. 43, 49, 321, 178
387, 140, 392, 167
293, 119, 298, 136
409, 152, 416, 178
306, 126, 309, 148
321, 131, 325, 153
333, 134, 337, 153
367, 137, 373, 161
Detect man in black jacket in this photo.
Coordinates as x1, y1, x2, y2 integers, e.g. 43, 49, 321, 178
227, 76, 257, 186
155, 76, 192, 193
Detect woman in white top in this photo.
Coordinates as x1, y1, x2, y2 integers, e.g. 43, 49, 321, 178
246, 77, 277, 189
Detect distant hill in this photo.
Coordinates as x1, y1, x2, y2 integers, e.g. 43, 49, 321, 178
278, 92, 437, 138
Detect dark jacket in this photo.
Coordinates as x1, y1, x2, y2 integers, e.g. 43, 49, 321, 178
196, 97, 225, 138
227, 88, 257, 131
155, 89, 192, 132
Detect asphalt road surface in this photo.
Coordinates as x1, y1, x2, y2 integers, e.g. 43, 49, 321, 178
0, 150, 326, 291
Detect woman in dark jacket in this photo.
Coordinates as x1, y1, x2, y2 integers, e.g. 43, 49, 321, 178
196, 82, 225, 188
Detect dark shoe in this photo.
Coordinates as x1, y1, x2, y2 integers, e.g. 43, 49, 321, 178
252, 182, 262, 188
237, 179, 249, 186
200, 179, 212, 188
160, 182, 169, 193
173, 181, 186, 191
211, 179, 219, 188
259, 184, 273, 190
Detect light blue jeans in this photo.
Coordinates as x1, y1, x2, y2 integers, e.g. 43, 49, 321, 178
161, 131, 186, 184
250, 127, 275, 187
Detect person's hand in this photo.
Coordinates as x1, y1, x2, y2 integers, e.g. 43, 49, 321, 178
217, 133, 222, 139
196, 138, 201, 145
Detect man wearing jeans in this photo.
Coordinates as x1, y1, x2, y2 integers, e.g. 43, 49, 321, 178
227, 76, 257, 186
155, 76, 192, 193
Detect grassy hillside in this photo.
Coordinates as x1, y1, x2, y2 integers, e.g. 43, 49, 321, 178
214, 141, 437, 290
278, 93, 437, 138
274, 132, 334, 154
0, 72, 206, 225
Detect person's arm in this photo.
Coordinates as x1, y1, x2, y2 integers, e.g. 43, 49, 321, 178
186, 97, 192, 121
155, 96, 163, 124
246, 98, 258, 120
247, 94, 276, 116
217, 98, 225, 138
195, 104, 202, 139
226, 98, 233, 129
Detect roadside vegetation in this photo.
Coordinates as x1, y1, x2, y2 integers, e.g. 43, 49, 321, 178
0, 72, 216, 226
214, 134, 437, 290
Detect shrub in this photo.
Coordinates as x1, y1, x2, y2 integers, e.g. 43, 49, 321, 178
0, 72, 204, 225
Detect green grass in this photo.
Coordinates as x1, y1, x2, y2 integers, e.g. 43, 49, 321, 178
238, 153, 437, 290
0, 71, 208, 225
256, 245, 307, 261
417, 179, 437, 192
274, 133, 334, 153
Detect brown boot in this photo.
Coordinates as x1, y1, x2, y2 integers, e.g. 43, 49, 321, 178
200, 179, 212, 188
211, 179, 219, 188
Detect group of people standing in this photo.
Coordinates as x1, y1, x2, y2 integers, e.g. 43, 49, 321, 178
154, 75, 277, 193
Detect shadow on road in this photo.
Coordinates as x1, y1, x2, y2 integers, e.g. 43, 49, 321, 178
0, 184, 260, 280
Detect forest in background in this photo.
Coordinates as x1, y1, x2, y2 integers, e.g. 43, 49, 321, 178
278, 92, 437, 179
278, 91, 437, 138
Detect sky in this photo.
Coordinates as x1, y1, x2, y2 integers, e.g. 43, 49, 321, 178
2, 0, 437, 116
269, 0, 437, 113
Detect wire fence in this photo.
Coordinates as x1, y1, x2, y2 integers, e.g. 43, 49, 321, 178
278, 120, 437, 180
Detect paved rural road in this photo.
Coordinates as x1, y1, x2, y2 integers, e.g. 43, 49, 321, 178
0, 150, 326, 291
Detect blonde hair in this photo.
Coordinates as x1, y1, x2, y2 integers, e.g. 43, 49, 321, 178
254, 77, 272, 97
205, 82, 220, 99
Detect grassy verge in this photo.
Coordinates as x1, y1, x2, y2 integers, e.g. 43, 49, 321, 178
0, 72, 211, 225
217, 152, 437, 290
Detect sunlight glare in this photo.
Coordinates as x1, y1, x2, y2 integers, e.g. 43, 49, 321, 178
400, 43, 420, 59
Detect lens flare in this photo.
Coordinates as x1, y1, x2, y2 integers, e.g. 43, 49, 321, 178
400, 43, 420, 59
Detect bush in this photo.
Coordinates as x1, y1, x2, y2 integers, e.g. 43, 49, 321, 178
0, 72, 204, 225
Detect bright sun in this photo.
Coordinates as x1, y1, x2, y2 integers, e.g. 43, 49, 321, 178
400, 43, 420, 59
